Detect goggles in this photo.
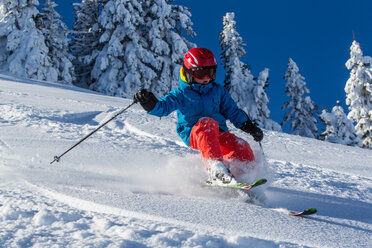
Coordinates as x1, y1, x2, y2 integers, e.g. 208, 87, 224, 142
190, 66, 217, 80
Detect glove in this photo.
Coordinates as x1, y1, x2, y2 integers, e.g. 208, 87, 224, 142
241, 120, 264, 142
133, 89, 158, 111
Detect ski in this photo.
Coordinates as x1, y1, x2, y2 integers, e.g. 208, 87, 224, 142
289, 208, 317, 217
204, 178, 317, 217
205, 178, 267, 191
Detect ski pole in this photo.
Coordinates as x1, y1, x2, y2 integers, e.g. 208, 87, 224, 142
258, 141, 265, 157
50, 100, 137, 164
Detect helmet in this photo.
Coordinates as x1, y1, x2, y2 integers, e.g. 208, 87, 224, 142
183, 48, 217, 69
183, 48, 217, 84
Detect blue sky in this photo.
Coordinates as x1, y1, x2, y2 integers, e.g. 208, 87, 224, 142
55, 0, 372, 128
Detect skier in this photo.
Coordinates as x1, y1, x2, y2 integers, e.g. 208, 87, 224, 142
134, 48, 263, 185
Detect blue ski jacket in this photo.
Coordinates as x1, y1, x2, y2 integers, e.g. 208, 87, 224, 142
148, 75, 249, 147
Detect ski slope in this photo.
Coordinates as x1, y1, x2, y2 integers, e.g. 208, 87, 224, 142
0, 73, 371, 247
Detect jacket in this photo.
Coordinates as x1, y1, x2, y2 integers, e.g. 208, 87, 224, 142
148, 74, 249, 146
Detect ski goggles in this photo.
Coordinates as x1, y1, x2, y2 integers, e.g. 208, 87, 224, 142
190, 66, 217, 80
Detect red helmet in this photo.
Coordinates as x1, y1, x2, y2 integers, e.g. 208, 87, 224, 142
183, 48, 217, 83
183, 48, 217, 69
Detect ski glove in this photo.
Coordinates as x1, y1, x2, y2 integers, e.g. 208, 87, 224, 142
241, 120, 264, 142
133, 89, 158, 111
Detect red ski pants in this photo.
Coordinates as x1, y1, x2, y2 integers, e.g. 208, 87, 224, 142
189, 117, 255, 162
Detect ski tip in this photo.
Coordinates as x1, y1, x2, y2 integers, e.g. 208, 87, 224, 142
256, 178, 267, 184
289, 208, 317, 216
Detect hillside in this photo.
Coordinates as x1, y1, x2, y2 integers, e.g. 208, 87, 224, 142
0, 74, 371, 247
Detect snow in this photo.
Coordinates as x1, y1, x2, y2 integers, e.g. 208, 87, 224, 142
0, 73, 372, 247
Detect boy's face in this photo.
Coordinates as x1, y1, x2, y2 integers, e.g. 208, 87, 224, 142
193, 75, 212, 85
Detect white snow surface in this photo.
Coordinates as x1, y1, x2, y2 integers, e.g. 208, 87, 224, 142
0, 73, 371, 247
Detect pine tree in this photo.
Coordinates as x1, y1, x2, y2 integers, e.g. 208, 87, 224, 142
345, 40, 372, 149
70, 0, 102, 87
282, 58, 318, 138
0, 0, 57, 81
142, 0, 195, 96
89, 0, 153, 97
89, 0, 195, 98
320, 101, 361, 146
220, 12, 280, 131
219, 12, 255, 122
254, 68, 281, 131
38, 0, 74, 84
219, 12, 250, 89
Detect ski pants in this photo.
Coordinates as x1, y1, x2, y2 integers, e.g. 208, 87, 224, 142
189, 117, 255, 163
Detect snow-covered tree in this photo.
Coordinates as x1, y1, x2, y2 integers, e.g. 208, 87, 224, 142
320, 101, 361, 146
70, 0, 102, 87
254, 68, 281, 131
0, 0, 57, 81
37, 0, 74, 84
282, 58, 318, 138
219, 12, 280, 131
219, 12, 254, 121
345, 40, 372, 149
142, 0, 195, 96
89, 0, 153, 97
219, 12, 250, 89
89, 0, 195, 98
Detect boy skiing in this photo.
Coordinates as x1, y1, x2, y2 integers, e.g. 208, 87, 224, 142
134, 48, 263, 185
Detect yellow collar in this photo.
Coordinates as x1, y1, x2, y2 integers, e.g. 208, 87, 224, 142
180, 67, 188, 83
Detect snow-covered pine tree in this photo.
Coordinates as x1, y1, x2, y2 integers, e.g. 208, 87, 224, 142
282, 58, 318, 138
90, 0, 159, 97
219, 12, 250, 89
345, 40, 372, 149
219, 12, 280, 131
142, 0, 195, 96
219, 13, 255, 121
70, 0, 102, 87
89, 0, 195, 97
144, 0, 195, 95
254, 68, 282, 131
320, 101, 361, 146
37, 0, 74, 84
0, 0, 57, 81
